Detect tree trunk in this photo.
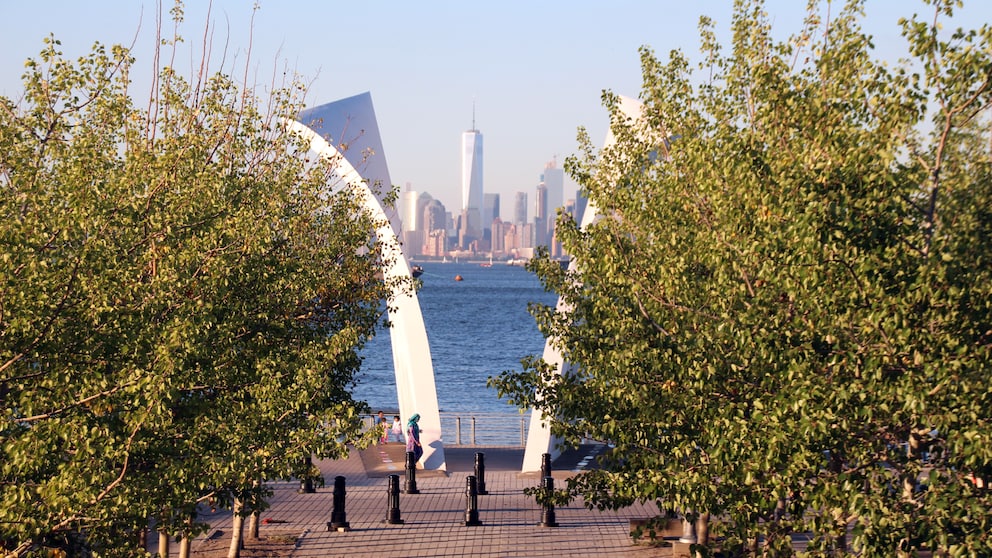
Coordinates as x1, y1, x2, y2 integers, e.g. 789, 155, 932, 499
248, 511, 260, 540
179, 536, 190, 558
158, 529, 170, 558
696, 512, 710, 546
227, 498, 244, 558
248, 478, 262, 539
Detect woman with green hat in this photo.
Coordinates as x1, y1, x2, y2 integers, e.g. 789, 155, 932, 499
405, 413, 423, 464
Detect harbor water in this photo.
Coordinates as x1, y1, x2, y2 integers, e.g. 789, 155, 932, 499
353, 261, 559, 425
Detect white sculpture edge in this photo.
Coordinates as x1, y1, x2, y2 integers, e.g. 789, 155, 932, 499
521, 95, 644, 473
284, 118, 446, 471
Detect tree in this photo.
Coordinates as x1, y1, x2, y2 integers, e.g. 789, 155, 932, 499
493, 0, 992, 555
0, 13, 395, 557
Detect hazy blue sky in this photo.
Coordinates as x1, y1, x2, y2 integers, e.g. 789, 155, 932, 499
2, 1, 989, 217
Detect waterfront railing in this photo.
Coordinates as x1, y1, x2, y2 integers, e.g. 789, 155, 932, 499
363, 411, 531, 447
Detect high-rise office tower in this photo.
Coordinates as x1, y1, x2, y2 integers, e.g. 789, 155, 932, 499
542, 159, 564, 239
422, 199, 447, 238
483, 193, 500, 233
513, 192, 528, 225
534, 183, 548, 247
461, 110, 484, 244
401, 189, 434, 256
400, 186, 419, 233
422, 197, 446, 257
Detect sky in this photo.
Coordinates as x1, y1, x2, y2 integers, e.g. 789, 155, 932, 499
2, 1, 990, 218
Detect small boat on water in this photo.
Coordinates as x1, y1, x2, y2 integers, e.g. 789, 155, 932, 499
411, 265, 424, 278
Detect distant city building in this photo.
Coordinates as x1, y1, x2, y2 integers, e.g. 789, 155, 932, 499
491, 217, 507, 255
423, 199, 446, 236
542, 159, 564, 239
423, 229, 446, 258
483, 192, 500, 234
421, 199, 447, 256
513, 192, 528, 225
400, 187, 418, 233
461, 113, 484, 246
401, 188, 434, 256
534, 183, 548, 247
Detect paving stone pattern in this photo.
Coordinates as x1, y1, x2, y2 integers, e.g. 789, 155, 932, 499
152, 444, 673, 557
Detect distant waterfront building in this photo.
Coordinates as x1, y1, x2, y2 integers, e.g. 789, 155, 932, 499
461, 114, 484, 246
423, 199, 446, 236
401, 188, 417, 232
401, 189, 433, 256
422, 199, 447, 256
483, 192, 500, 232
542, 159, 564, 239
534, 183, 548, 247
491, 217, 507, 255
513, 192, 528, 225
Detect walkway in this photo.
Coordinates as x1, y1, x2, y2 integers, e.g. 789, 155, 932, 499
161, 443, 677, 557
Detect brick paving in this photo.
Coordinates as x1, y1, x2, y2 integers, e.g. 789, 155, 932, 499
153, 443, 675, 557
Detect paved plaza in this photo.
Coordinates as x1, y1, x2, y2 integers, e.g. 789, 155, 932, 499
157, 443, 676, 557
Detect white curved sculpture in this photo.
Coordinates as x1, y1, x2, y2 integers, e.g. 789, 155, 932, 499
288, 93, 446, 471
522, 95, 644, 472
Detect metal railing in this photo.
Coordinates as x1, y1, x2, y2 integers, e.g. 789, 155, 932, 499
363, 411, 530, 447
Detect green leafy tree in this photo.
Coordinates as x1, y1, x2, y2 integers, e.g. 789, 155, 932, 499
493, 0, 992, 556
0, 17, 396, 558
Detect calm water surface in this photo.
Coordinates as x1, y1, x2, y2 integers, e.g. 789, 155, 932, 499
353, 261, 558, 415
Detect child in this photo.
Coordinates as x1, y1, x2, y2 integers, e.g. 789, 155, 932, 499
377, 411, 388, 444
391, 415, 403, 443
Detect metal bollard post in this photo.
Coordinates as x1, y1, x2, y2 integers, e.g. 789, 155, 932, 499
541, 452, 552, 479
298, 454, 315, 494
474, 452, 488, 495
540, 476, 559, 527
464, 475, 483, 526
471, 416, 477, 445
327, 476, 350, 531
384, 474, 404, 524
404, 451, 421, 494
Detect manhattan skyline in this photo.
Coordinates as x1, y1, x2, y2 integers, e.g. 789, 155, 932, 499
3, 1, 991, 217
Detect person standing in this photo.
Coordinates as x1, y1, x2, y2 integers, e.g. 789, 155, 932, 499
406, 413, 423, 464
377, 411, 388, 445
391, 415, 403, 443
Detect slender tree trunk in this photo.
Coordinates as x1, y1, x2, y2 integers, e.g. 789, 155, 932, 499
248, 511, 260, 540
158, 529, 170, 558
177, 512, 194, 558
248, 479, 261, 539
227, 498, 244, 558
695, 512, 710, 544
695, 513, 710, 558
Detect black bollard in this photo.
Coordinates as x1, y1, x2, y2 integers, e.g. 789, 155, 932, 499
541, 452, 552, 479
464, 475, 483, 526
404, 451, 421, 494
540, 476, 559, 527
384, 474, 404, 524
326, 476, 350, 531
474, 452, 488, 495
298, 454, 315, 494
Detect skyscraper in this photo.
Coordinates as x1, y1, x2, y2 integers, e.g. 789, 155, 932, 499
400, 186, 419, 233
461, 112, 484, 245
542, 159, 564, 239
483, 192, 500, 233
513, 192, 528, 225
534, 183, 548, 247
